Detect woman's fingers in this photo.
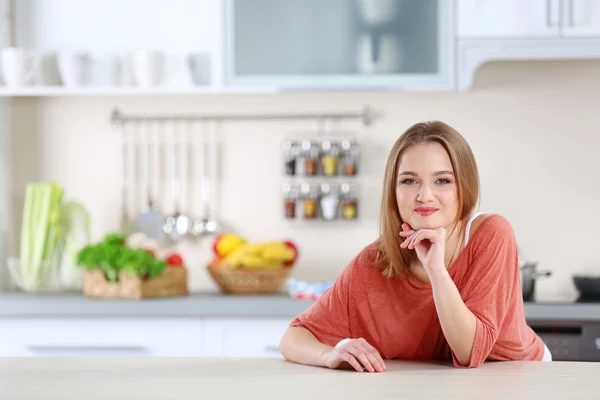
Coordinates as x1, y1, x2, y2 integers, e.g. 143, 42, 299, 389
341, 353, 364, 372
350, 350, 375, 372
358, 343, 386, 372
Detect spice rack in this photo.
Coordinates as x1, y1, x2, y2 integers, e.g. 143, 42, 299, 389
281, 135, 359, 222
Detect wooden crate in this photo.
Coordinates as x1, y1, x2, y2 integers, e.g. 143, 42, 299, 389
83, 268, 188, 300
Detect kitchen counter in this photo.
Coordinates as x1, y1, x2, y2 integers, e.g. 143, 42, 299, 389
0, 292, 599, 322
0, 357, 598, 399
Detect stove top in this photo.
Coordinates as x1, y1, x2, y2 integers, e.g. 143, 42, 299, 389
526, 296, 600, 305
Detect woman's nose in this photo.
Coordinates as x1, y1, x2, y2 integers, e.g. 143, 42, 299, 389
417, 185, 434, 202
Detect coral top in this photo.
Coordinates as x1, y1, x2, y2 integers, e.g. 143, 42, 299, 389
290, 214, 545, 368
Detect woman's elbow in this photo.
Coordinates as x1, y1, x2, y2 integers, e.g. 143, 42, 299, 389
278, 327, 294, 360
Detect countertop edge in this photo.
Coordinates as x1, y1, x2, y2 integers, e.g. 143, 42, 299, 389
0, 293, 599, 322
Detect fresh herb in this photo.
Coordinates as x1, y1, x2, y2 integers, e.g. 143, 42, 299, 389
76, 233, 166, 282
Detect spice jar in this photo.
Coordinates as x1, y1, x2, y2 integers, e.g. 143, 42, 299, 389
341, 139, 358, 176
320, 140, 339, 176
282, 183, 297, 219
301, 182, 318, 219
282, 140, 299, 176
301, 140, 319, 176
319, 183, 340, 221
340, 183, 358, 220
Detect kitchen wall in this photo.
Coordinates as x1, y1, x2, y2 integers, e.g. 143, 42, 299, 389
10, 60, 600, 299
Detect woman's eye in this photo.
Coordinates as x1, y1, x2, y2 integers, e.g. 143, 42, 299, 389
400, 179, 417, 185
436, 178, 451, 184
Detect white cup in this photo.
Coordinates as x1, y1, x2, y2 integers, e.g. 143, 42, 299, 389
57, 51, 91, 87
187, 52, 211, 86
1, 47, 40, 87
132, 49, 176, 87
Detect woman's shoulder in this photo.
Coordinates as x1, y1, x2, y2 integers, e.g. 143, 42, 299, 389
468, 213, 516, 247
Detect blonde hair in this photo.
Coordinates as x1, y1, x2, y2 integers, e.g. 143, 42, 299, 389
376, 121, 480, 278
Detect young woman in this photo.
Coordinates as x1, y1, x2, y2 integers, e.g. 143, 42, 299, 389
279, 121, 549, 372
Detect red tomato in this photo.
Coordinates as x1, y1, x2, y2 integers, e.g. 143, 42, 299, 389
166, 253, 184, 267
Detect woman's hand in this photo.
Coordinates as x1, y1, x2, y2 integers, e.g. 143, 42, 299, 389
323, 338, 386, 372
399, 223, 446, 272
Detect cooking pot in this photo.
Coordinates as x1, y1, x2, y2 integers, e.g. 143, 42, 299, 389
572, 275, 600, 299
520, 262, 552, 301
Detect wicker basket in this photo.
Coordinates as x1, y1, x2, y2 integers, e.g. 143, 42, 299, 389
207, 260, 293, 294
83, 267, 188, 300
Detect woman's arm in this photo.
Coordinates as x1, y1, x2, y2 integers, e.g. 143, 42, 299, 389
279, 326, 332, 367
428, 267, 477, 366
279, 326, 386, 372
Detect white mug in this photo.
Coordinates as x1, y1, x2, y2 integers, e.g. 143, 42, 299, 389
187, 52, 211, 86
1, 47, 40, 87
57, 51, 91, 87
132, 49, 177, 87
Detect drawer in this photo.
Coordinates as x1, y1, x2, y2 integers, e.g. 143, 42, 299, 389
205, 318, 292, 358
0, 318, 205, 357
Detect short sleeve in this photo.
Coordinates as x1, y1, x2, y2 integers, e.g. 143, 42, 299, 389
289, 257, 356, 347
452, 215, 521, 368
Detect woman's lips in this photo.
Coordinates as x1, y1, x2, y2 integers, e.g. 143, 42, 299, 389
414, 208, 438, 216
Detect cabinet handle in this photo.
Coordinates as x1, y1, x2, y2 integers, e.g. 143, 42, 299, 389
263, 345, 280, 354
568, 0, 575, 26
594, 338, 600, 351
546, 0, 552, 26
26, 345, 150, 355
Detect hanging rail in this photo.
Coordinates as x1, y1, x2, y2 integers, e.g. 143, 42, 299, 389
110, 105, 378, 127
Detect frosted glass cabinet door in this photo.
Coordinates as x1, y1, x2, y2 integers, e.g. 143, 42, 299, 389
223, 0, 455, 90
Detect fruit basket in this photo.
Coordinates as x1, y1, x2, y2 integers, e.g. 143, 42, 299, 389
207, 234, 298, 295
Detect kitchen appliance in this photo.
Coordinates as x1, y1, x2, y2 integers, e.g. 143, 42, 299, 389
520, 261, 552, 301
528, 315, 600, 362
573, 275, 600, 299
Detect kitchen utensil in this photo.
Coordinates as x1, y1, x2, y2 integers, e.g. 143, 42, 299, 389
192, 120, 220, 236
119, 121, 134, 234
163, 120, 190, 243
135, 120, 165, 243
572, 275, 600, 299
520, 262, 552, 301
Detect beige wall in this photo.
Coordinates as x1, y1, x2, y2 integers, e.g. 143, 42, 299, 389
11, 60, 600, 299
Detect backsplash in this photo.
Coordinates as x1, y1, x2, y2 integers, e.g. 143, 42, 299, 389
7, 60, 600, 298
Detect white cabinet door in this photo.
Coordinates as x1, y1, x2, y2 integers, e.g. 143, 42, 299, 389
205, 318, 292, 358
457, 0, 561, 38
0, 319, 205, 357
561, 0, 600, 36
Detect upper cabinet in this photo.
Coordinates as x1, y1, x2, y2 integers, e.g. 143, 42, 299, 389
456, 0, 600, 90
222, 0, 456, 91
458, 0, 600, 39
458, 0, 561, 38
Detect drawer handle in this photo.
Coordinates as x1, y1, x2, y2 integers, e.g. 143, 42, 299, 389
27, 345, 150, 355
264, 345, 280, 354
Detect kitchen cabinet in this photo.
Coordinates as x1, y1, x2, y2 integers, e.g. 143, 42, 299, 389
0, 318, 206, 357
456, 0, 600, 90
205, 318, 291, 358
561, 0, 600, 36
458, 0, 560, 38
458, 0, 600, 38
223, 0, 455, 91
0, 317, 292, 358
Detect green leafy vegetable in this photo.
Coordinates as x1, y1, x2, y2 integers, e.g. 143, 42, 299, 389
76, 233, 166, 282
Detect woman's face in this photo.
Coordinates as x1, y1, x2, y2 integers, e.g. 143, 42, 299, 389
395, 142, 458, 230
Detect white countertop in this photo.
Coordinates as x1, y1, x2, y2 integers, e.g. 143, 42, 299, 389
0, 357, 598, 399
0, 291, 599, 322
